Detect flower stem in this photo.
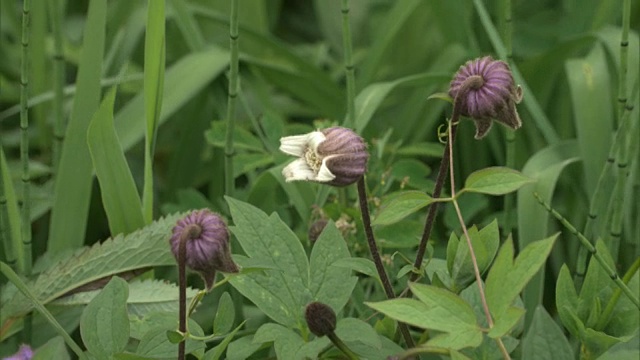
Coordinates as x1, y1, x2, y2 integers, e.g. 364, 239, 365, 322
341, 0, 356, 129
327, 331, 359, 360
178, 233, 188, 360
356, 177, 415, 348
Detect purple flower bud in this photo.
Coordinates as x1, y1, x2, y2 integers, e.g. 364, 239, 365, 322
3, 345, 33, 360
280, 126, 369, 187
170, 209, 239, 290
449, 56, 523, 139
305, 302, 337, 337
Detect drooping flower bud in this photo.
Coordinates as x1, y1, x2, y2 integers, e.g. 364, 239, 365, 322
280, 126, 369, 187
4, 344, 33, 360
449, 56, 523, 139
305, 301, 337, 337
170, 209, 239, 290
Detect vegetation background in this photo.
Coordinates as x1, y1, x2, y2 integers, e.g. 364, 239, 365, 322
0, 0, 638, 359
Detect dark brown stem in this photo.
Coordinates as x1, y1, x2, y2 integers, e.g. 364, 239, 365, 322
409, 75, 483, 283
178, 229, 190, 360
356, 177, 415, 348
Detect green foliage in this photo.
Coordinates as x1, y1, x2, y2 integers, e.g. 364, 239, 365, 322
461, 167, 534, 196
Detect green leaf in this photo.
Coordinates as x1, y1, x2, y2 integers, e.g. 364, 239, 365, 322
80, 277, 130, 358
32, 336, 70, 360
462, 167, 534, 196
485, 235, 557, 320
522, 306, 574, 360
1, 213, 182, 322
488, 306, 525, 338
335, 318, 382, 350
226, 336, 264, 360
226, 197, 309, 327
578, 240, 615, 327
309, 221, 357, 313
48, 0, 107, 252
88, 87, 145, 236
556, 265, 581, 337
366, 283, 482, 349
389, 158, 432, 189
449, 220, 500, 293
372, 190, 434, 226
165, 330, 185, 344
596, 333, 640, 360
205, 121, 265, 152
142, 0, 166, 223
333, 257, 380, 281
213, 292, 235, 335
0, 149, 22, 269
203, 321, 246, 360
253, 323, 305, 360
135, 317, 205, 359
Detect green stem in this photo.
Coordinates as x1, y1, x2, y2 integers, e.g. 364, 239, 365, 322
595, 257, 640, 330
0, 151, 16, 270
533, 192, 640, 309
327, 331, 359, 360
48, 0, 65, 176
0, 262, 86, 359
356, 177, 415, 348
224, 0, 239, 197
341, 0, 356, 128
20, 0, 32, 278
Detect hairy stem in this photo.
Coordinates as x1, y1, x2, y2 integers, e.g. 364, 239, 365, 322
356, 177, 415, 348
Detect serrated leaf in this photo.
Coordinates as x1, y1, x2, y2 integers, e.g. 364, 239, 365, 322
87, 88, 145, 235
1, 213, 183, 322
226, 197, 309, 327
485, 235, 557, 320
522, 306, 574, 360
50, 279, 200, 318
366, 283, 482, 350
372, 190, 433, 226
80, 277, 130, 358
213, 292, 234, 335
462, 167, 534, 195
449, 220, 500, 293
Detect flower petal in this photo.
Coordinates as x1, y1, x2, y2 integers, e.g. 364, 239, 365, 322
282, 158, 318, 182
279, 131, 326, 157
316, 157, 337, 183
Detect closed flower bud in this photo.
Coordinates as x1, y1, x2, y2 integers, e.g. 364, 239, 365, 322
305, 301, 337, 337
449, 56, 523, 139
280, 126, 369, 187
170, 209, 239, 290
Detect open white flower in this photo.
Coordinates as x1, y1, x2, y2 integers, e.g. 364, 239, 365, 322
279, 127, 369, 187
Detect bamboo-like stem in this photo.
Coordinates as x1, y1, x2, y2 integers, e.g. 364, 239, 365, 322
533, 192, 640, 309
224, 0, 239, 197
356, 177, 415, 348
48, 0, 65, 176
0, 153, 16, 270
19, 0, 32, 277
341, 0, 356, 129
446, 122, 511, 360
500, 0, 516, 237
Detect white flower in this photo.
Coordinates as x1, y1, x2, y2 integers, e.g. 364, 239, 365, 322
279, 127, 369, 187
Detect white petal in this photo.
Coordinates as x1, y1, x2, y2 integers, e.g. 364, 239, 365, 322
316, 157, 337, 182
279, 131, 325, 157
282, 159, 317, 182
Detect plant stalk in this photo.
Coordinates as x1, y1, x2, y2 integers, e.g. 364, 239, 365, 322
20, 0, 32, 277
356, 177, 415, 348
178, 232, 188, 360
48, 0, 65, 176
342, 0, 356, 129
224, 0, 239, 197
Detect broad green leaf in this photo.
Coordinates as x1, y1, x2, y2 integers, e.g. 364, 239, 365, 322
372, 190, 434, 226
226, 336, 263, 360
333, 257, 380, 281
389, 159, 432, 189
226, 197, 309, 327
213, 292, 235, 335
88, 88, 145, 236
48, 0, 107, 252
488, 306, 525, 339
335, 318, 382, 350
462, 167, 534, 196
165, 330, 185, 344
565, 44, 613, 197
596, 333, 640, 360
80, 277, 130, 358
1, 213, 182, 322
374, 220, 423, 248
522, 306, 574, 360
367, 283, 482, 350
135, 317, 205, 359
142, 0, 166, 223
578, 240, 615, 327
309, 222, 357, 313
204, 321, 246, 360
485, 235, 557, 320
449, 220, 500, 293
253, 323, 305, 360
32, 336, 70, 360
517, 140, 580, 327
205, 121, 265, 152
353, 72, 450, 132
556, 265, 581, 337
